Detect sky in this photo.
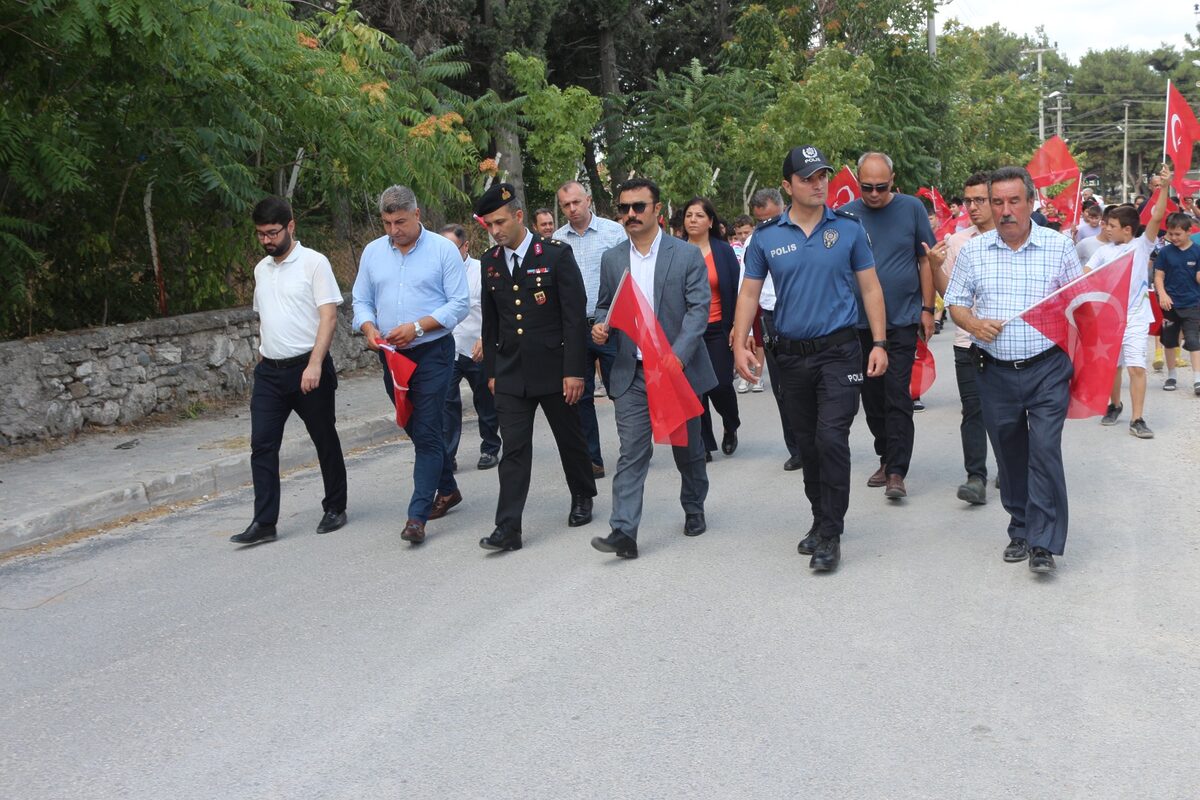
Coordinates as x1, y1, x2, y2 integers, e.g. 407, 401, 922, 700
937, 0, 1199, 64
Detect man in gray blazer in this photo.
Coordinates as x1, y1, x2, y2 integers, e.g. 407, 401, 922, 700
589, 178, 717, 559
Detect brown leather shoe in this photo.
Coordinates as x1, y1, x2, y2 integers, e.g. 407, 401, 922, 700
400, 519, 426, 543
884, 473, 907, 499
867, 464, 888, 488
428, 489, 462, 520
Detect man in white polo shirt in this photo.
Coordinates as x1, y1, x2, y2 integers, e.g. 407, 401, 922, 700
231, 196, 348, 545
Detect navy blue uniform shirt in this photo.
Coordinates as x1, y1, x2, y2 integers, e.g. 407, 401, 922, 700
1155, 242, 1200, 309
743, 205, 874, 340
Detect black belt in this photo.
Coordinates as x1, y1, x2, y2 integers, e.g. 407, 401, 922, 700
261, 351, 313, 369
770, 327, 856, 356
976, 345, 1061, 370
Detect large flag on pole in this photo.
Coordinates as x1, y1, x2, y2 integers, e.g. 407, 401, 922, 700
1164, 80, 1200, 197
1016, 252, 1136, 418
828, 166, 860, 209
377, 342, 417, 427
1027, 136, 1082, 227
1139, 187, 1180, 226
604, 271, 703, 445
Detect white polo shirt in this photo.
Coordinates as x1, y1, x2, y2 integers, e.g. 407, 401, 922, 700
253, 242, 344, 359
452, 256, 483, 358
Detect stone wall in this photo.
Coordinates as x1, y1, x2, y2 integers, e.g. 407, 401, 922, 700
0, 296, 375, 446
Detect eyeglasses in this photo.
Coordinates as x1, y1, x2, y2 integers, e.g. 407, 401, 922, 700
859, 182, 891, 194
255, 227, 286, 240
962, 198, 988, 207
616, 201, 649, 215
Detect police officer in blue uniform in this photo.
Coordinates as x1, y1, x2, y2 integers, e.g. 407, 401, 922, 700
475, 183, 597, 553
731, 145, 890, 572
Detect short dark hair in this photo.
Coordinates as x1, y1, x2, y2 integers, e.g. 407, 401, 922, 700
616, 177, 661, 203
1104, 205, 1139, 231
252, 196, 293, 226
963, 172, 990, 190
1083, 202, 1102, 216
439, 223, 466, 244
988, 166, 1037, 201
1166, 211, 1194, 231
733, 214, 754, 228
949, 196, 963, 205
534, 207, 554, 220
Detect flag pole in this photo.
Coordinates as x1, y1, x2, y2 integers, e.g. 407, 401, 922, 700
1164, 79, 1172, 165
1002, 254, 1130, 325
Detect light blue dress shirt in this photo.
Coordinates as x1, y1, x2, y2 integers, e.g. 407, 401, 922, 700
351, 228, 470, 348
554, 213, 627, 316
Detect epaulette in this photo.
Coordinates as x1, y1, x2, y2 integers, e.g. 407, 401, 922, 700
833, 208, 862, 222
754, 215, 780, 230
546, 238, 565, 247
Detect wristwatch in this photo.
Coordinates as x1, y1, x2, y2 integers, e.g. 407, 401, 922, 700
921, 305, 936, 314
872, 340, 890, 351
413, 320, 425, 338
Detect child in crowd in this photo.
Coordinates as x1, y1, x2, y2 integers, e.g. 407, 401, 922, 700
1154, 211, 1200, 395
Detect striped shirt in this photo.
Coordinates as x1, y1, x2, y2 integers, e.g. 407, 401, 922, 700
554, 214, 627, 316
944, 224, 1082, 360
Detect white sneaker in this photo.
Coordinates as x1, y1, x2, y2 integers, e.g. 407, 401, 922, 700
750, 381, 764, 392
734, 377, 750, 393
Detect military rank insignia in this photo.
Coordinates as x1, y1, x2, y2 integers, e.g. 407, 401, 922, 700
534, 291, 547, 305
533, 242, 543, 256
823, 229, 839, 249
501, 187, 511, 201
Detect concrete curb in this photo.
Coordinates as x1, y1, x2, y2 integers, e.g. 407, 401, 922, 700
0, 416, 405, 555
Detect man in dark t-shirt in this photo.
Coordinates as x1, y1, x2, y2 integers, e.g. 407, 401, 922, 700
840, 151, 936, 500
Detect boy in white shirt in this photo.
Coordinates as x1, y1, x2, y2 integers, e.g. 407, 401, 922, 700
1087, 167, 1169, 439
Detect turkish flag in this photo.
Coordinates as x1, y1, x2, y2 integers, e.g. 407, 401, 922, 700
1138, 188, 1180, 226
1017, 252, 1135, 418
909, 338, 936, 399
605, 272, 704, 445
917, 187, 951, 224
1166, 81, 1200, 197
828, 166, 860, 209
378, 342, 417, 428
1027, 136, 1082, 228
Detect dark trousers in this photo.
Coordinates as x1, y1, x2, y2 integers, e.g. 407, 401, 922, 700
578, 335, 617, 467
976, 349, 1072, 554
378, 336, 456, 522
858, 325, 918, 477
250, 355, 346, 526
493, 390, 597, 534
761, 311, 800, 459
609, 365, 707, 540
443, 353, 501, 463
777, 339, 862, 540
953, 346, 989, 481
700, 322, 741, 452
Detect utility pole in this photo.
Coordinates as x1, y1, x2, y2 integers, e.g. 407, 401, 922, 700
1023, 47, 1054, 141
927, 10, 936, 59
1123, 101, 1131, 202
1055, 93, 1064, 139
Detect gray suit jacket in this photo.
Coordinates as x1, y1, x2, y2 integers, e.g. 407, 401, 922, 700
594, 233, 717, 399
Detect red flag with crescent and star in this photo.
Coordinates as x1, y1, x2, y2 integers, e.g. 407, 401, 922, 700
1165, 80, 1200, 198
1027, 136, 1082, 227
1017, 252, 1135, 419
605, 272, 703, 446
376, 342, 417, 428
828, 166, 860, 209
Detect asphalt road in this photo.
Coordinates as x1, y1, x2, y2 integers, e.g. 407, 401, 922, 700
3, 337, 1199, 799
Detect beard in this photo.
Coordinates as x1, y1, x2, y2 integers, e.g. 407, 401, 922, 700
264, 231, 293, 257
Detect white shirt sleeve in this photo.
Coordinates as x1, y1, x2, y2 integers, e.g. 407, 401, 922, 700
309, 255, 344, 306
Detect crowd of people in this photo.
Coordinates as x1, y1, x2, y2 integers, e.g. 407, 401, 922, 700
230, 143, 1200, 577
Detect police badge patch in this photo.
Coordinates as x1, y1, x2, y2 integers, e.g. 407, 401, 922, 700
823, 229, 839, 248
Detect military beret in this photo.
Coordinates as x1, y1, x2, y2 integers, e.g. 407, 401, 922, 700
474, 182, 517, 217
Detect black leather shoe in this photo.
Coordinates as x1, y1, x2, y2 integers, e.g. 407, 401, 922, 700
479, 527, 522, 552
568, 495, 594, 527
683, 512, 706, 536
231, 522, 276, 545
592, 463, 606, 479
809, 537, 840, 571
316, 510, 347, 534
591, 530, 638, 558
704, 451, 713, 463
721, 428, 738, 455
784, 455, 803, 471
796, 523, 820, 555
477, 453, 499, 470
1003, 538, 1029, 562
1029, 547, 1056, 573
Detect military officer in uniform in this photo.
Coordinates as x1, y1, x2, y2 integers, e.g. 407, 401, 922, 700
475, 183, 598, 552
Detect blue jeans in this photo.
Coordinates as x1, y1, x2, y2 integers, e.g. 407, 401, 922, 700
377, 336, 456, 522
578, 334, 617, 467
443, 353, 501, 463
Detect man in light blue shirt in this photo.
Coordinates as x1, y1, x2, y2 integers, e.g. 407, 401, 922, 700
352, 184, 469, 545
555, 180, 628, 477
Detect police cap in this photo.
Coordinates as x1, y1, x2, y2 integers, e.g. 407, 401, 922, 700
783, 145, 833, 180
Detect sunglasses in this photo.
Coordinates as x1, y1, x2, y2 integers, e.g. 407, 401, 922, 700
859, 182, 891, 194
616, 201, 649, 215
